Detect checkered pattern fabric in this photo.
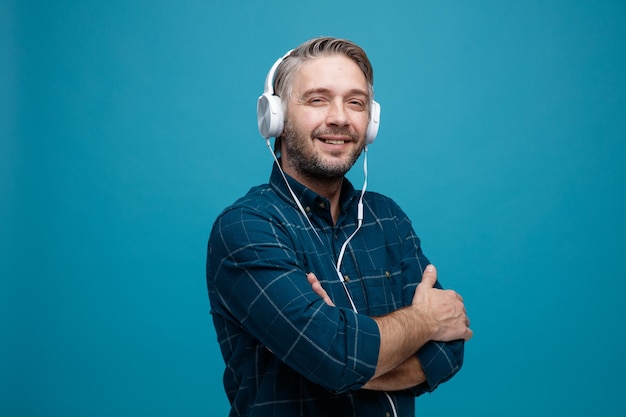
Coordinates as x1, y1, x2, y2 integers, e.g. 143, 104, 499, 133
206, 163, 464, 417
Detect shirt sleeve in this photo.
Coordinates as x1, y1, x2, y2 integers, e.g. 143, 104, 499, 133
413, 339, 464, 395
207, 205, 380, 393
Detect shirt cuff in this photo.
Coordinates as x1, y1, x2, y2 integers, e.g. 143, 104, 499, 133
412, 340, 464, 395
339, 312, 381, 391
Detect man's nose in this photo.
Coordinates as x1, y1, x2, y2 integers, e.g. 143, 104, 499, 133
326, 100, 350, 127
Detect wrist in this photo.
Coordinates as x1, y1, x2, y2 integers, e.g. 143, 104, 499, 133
408, 304, 438, 342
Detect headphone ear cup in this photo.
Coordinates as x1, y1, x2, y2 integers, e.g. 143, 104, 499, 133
257, 93, 284, 138
365, 100, 381, 144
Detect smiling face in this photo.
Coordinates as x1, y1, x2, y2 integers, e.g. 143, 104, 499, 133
280, 54, 370, 185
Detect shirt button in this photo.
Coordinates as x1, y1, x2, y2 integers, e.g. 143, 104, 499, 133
386, 412, 391, 417
305, 206, 311, 213
385, 271, 391, 278
343, 275, 350, 283
318, 201, 326, 209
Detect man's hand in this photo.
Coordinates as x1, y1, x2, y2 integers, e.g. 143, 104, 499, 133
307, 266, 472, 342
412, 265, 473, 342
307, 272, 334, 306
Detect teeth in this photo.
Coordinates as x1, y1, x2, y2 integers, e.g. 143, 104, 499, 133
325, 140, 345, 145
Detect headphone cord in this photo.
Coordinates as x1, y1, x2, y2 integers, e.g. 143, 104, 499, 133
335, 145, 367, 274
265, 138, 366, 312
265, 139, 397, 417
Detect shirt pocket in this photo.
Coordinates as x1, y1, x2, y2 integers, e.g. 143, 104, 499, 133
359, 266, 404, 316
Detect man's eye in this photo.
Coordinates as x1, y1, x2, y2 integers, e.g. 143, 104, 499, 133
349, 100, 366, 109
308, 98, 327, 106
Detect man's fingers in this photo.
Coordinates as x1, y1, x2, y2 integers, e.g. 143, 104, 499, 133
419, 264, 438, 288
307, 272, 335, 307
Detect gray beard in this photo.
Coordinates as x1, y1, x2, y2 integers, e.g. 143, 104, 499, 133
281, 118, 363, 181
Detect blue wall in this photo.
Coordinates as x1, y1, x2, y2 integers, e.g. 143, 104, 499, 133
3, 1, 625, 415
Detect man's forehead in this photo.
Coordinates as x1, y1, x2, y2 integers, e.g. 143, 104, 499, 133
293, 55, 368, 93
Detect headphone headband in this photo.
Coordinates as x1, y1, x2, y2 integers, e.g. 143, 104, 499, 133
263, 50, 293, 95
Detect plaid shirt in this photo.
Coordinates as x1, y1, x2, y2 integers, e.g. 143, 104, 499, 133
206, 163, 464, 417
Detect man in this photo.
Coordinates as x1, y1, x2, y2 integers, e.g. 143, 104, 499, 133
206, 37, 472, 417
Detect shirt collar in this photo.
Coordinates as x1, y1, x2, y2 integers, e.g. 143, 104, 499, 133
269, 161, 359, 218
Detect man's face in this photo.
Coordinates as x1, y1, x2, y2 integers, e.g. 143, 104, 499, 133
280, 55, 370, 182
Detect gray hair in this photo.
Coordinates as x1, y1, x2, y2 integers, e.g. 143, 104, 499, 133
273, 37, 374, 105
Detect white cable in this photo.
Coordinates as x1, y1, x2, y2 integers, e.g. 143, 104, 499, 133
265, 140, 396, 417
265, 139, 366, 312
335, 145, 368, 276
384, 392, 398, 417
265, 139, 324, 245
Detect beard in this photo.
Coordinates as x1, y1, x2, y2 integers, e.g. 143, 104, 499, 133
281, 117, 364, 181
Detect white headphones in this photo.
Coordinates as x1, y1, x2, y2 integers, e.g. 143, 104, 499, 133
257, 50, 381, 144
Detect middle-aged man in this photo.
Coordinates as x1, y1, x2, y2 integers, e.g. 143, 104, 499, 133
206, 36, 473, 417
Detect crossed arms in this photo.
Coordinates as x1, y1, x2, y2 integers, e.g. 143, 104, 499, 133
307, 265, 472, 392
209, 201, 472, 394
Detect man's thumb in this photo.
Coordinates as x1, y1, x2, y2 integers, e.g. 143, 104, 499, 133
420, 264, 437, 288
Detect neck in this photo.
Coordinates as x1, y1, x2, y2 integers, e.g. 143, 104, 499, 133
284, 167, 344, 224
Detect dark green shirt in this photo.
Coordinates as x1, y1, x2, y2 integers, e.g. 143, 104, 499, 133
207, 163, 464, 417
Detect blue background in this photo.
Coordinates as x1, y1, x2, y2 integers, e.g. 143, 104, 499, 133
2, 0, 625, 415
